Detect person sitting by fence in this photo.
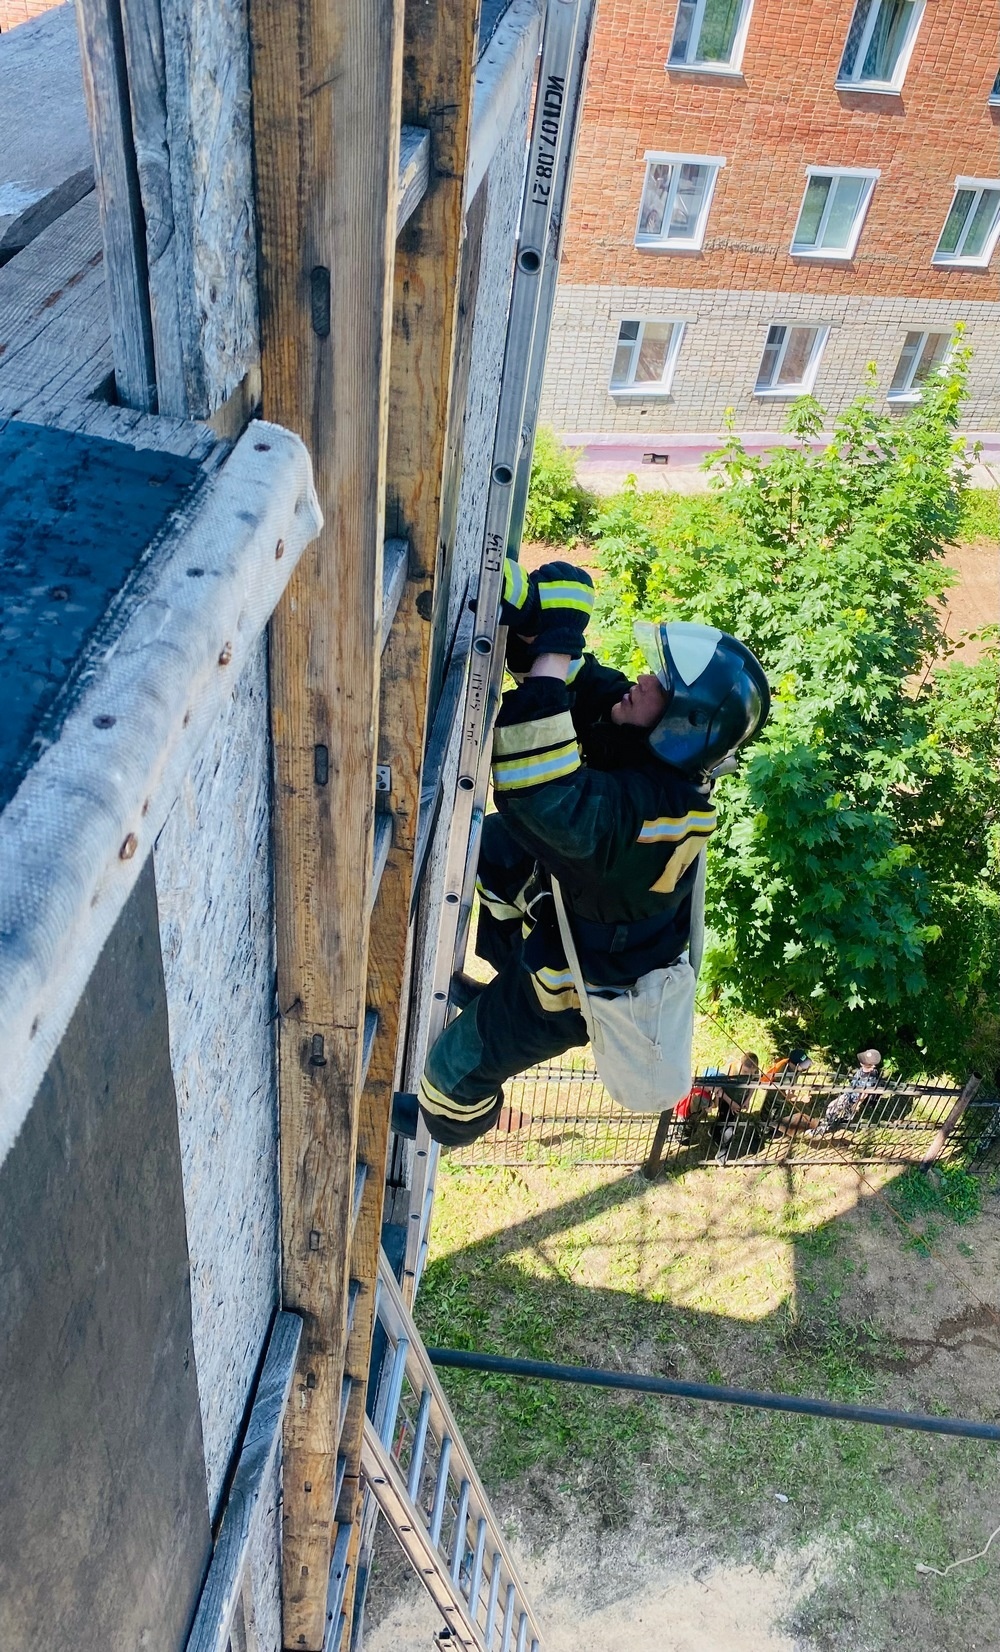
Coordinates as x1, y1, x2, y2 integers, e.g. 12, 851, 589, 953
760, 1048, 815, 1135
710, 1053, 761, 1162
807, 1048, 882, 1137
674, 1080, 716, 1145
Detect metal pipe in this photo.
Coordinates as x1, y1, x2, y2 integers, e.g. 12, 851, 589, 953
427, 1348, 1000, 1443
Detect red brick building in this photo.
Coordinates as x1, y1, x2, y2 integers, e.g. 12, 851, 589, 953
540, 0, 1000, 435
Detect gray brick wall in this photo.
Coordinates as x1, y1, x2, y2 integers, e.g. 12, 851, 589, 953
540, 283, 1000, 432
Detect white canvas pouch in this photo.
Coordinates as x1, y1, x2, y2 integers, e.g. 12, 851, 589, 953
550, 852, 705, 1115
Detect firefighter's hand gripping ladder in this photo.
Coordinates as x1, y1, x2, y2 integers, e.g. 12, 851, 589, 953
363, 1253, 543, 1652
403, 0, 597, 1300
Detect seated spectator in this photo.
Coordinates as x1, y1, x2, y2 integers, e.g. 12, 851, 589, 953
807, 1049, 882, 1137
761, 1048, 814, 1134
710, 1053, 761, 1162
674, 1081, 715, 1144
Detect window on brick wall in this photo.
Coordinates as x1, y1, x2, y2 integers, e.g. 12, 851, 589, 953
887, 331, 951, 400
635, 155, 724, 251
990, 69, 1000, 106
754, 325, 828, 396
610, 320, 685, 394
668, 0, 754, 71
837, 0, 924, 91
933, 181, 1000, 267
791, 169, 878, 258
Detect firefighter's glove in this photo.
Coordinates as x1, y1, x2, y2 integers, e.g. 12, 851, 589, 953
527, 562, 595, 658
498, 558, 540, 633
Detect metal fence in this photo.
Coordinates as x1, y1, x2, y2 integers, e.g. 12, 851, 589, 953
446, 1063, 1000, 1174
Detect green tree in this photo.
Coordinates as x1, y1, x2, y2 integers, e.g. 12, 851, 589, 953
591, 347, 1000, 1077
523, 427, 593, 544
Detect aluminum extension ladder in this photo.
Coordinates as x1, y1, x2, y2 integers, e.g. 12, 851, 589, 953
362, 1252, 544, 1651
403, 0, 598, 1299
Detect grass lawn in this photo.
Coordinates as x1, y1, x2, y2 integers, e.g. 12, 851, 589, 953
413, 1158, 1000, 1651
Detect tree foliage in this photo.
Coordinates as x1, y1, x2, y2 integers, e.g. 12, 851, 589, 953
524, 427, 594, 544
591, 347, 1000, 1077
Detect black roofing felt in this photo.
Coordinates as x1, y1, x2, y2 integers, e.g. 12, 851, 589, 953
0, 420, 203, 815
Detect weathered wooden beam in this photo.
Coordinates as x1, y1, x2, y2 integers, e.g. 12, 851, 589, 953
335, 0, 482, 1627
248, 0, 405, 1643
117, 0, 259, 418
74, 0, 157, 411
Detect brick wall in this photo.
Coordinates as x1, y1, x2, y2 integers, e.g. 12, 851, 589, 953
540, 284, 1000, 431
564, 0, 1000, 300
0, 0, 60, 30
545, 0, 1000, 431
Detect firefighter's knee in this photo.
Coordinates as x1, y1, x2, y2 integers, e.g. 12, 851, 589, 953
419, 1006, 503, 1146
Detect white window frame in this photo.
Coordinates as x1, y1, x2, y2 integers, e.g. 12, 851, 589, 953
753, 324, 830, 398
886, 330, 952, 402
666, 0, 755, 75
932, 178, 1000, 268
990, 68, 1000, 107
835, 0, 925, 93
609, 318, 687, 398
634, 153, 725, 253
790, 167, 879, 260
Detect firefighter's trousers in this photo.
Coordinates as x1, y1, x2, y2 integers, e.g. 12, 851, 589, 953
418, 816, 588, 1147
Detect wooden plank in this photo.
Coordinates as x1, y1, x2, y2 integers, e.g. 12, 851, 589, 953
74, 0, 157, 410
0, 193, 114, 413
248, 0, 405, 1640
397, 126, 431, 236
0, 394, 218, 461
0, 4, 93, 260
185, 1312, 303, 1652
336, 0, 481, 1619
118, 0, 260, 418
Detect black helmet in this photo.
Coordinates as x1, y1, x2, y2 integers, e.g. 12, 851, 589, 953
635, 620, 770, 775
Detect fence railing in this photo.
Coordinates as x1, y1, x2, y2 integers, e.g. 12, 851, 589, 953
446, 1064, 1000, 1174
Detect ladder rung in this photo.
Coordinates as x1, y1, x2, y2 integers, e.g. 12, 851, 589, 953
381, 536, 409, 650
323, 1522, 353, 1652
501, 1582, 516, 1652
377, 1334, 410, 1450
352, 1161, 368, 1228
397, 126, 430, 235
484, 1555, 502, 1648
450, 1478, 471, 1584
361, 1008, 379, 1085
468, 1518, 487, 1626
406, 1387, 432, 1501
428, 1435, 452, 1547
516, 1611, 528, 1652
334, 1451, 348, 1510
339, 1375, 353, 1433
370, 809, 393, 912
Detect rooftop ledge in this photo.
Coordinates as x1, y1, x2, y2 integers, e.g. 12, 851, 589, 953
0, 414, 321, 1155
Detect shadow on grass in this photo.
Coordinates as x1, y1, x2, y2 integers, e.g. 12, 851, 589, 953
414, 1161, 1000, 1649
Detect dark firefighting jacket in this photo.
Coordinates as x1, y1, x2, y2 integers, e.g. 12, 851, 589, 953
491, 654, 716, 1000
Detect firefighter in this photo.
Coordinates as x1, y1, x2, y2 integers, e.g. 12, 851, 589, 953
411, 560, 771, 1147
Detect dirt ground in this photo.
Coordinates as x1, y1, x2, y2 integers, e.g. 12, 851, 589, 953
362, 1163, 1000, 1652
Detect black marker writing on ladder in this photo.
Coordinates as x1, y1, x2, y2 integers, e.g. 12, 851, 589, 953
531, 76, 565, 204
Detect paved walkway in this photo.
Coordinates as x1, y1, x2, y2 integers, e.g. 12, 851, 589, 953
561, 430, 1000, 495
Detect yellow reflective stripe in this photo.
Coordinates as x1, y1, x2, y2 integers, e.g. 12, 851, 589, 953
649, 838, 705, 895
537, 580, 593, 613
530, 972, 580, 1013
418, 1076, 499, 1122
493, 709, 576, 758
475, 878, 522, 921
502, 560, 529, 610
535, 965, 575, 989
637, 809, 716, 843
493, 742, 580, 791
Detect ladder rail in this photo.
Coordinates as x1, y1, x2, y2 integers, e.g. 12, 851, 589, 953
404, 0, 596, 1297
365, 1251, 545, 1650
